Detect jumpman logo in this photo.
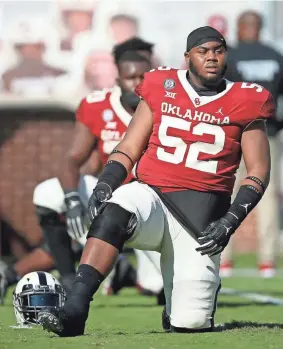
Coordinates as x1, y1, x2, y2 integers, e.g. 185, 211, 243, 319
223, 225, 232, 235
215, 107, 224, 116
240, 203, 252, 214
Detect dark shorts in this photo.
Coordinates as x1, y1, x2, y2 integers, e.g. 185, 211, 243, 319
151, 186, 231, 238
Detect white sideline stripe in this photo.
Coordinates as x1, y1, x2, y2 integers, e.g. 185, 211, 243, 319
222, 268, 283, 277
221, 288, 283, 305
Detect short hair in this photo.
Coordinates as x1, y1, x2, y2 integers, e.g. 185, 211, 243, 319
116, 50, 150, 69
238, 11, 263, 29
110, 14, 138, 26
113, 37, 154, 64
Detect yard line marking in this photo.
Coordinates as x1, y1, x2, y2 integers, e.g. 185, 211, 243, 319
221, 288, 283, 305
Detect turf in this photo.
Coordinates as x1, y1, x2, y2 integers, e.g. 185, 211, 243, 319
0, 254, 283, 349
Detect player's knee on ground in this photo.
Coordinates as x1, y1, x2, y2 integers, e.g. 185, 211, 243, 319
87, 203, 137, 251
170, 310, 212, 332
168, 280, 219, 332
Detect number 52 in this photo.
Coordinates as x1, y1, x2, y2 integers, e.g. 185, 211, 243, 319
157, 115, 225, 174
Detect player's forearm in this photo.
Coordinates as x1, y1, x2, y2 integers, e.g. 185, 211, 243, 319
58, 156, 82, 192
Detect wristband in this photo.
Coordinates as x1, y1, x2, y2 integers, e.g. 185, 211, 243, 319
97, 160, 128, 192
225, 184, 262, 227
246, 176, 266, 192
110, 149, 134, 166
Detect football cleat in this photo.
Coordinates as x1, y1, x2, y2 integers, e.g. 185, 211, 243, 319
162, 307, 171, 332
38, 309, 64, 333
38, 307, 85, 337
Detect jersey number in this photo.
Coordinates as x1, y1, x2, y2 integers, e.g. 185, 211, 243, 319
157, 116, 225, 174
241, 82, 263, 92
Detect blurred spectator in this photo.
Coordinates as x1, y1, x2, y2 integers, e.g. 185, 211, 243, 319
58, 0, 96, 51
222, 11, 283, 278
82, 50, 117, 94
109, 14, 138, 44
226, 11, 283, 104
1, 19, 68, 96
207, 14, 228, 38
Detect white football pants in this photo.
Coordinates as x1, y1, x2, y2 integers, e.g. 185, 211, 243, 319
108, 181, 220, 330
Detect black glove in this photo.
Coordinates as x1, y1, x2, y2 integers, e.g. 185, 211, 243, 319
195, 216, 238, 257
64, 191, 87, 240
88, 182, 112, 221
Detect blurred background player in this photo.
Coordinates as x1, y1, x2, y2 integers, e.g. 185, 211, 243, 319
0, 151, 101, 304
222, 11, 283, 277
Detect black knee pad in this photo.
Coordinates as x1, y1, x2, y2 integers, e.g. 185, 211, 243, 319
35, 206, 65, 227
87, 203, 137, 251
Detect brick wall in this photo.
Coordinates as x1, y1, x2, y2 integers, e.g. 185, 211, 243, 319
0, 104, 257, 253
0, 106, 75, 246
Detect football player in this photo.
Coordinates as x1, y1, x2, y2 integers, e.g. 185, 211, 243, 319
32, 50, 163, 296
40, 25, 272, 336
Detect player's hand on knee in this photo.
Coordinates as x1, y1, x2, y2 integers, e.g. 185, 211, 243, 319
88, 182, 112, 221
196, 217, 236, 257
64, 191, 87, 240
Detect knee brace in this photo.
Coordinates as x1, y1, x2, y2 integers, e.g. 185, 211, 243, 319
87, 203, 137, 251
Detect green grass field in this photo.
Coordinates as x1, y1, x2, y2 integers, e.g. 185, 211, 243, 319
1, 254, 283, 349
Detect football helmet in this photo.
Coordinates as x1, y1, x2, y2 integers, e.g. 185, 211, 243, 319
13, 272, 66, 326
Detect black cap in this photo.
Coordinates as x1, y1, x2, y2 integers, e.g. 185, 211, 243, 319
113, 37, 154, 64
186, 26, 226, 52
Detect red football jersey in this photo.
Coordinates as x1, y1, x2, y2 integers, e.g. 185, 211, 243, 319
76, 87, 132, 165
135, 67, 275, 194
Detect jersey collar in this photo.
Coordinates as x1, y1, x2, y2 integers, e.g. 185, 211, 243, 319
177, 70, 234, 108
109, 86, 132, 126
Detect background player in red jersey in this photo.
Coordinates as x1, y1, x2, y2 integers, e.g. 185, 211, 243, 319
38, 26, 273, 336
